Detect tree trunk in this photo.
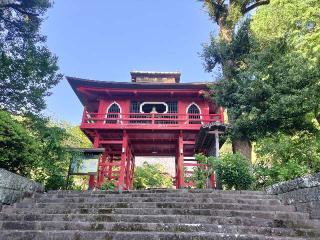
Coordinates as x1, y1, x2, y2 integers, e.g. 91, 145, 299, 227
217, 16, 253, 162
232, 138, 252, 162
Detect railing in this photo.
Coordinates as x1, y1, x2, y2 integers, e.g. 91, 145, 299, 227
82, 112, 223, 126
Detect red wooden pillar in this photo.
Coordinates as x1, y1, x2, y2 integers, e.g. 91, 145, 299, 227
130, 156, 135, 189
88, 134, 100, 190
118, 131, 128, 190
125, 147, 132, 190
176, 131, 185, 189
107, 155, 113, 180
97, 152, 107, 188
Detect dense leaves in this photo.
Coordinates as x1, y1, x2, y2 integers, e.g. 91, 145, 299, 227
253, 132, 320, 189
200, 1, 271, 159
205, 0, 320, 140
216, 41, 320, 140
0, 110, 91, 190
133, 162, 173, 189
0, 110, 39, 175
193, 153, 253, 190
0, 0, 62, 114
215, 153, 253, 190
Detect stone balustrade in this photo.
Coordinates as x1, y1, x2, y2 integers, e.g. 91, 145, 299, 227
266, 172, 320, 219
0, 168, 44, 205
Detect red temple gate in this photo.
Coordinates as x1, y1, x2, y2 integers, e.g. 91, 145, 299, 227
67, 71, 224, 190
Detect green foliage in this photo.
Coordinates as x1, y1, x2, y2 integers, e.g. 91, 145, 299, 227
192, 154, 217, 189
23, 114, 71, 190
215, 153, 253, 190
202, 20, 251, 73
251, 0, 320, 63
0, 1, 88, 190
215, 41, 320, 140
133, 162, 173, 189
0, 0, 62, 114
0, 110, 39, 175
193, 153, 253, 190
253, 132, 320, 189
0, 109, 92, 190
192, 154, 209, 188
65, 126, 92, 148
208, 0, 320, 140
101, 180, 116, 191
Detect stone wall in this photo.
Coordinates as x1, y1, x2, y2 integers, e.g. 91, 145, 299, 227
0, 168, 44, 205
266, 172, 320, 219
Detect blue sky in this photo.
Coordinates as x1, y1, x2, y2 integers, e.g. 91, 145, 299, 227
42, 1, 218, 124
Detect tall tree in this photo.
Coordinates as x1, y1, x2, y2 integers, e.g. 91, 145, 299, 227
214, 0, 320, 139
0, 0, 62, 114
201, 0, 320, 162
199, 0, 270, 160
250, 0, 320, 124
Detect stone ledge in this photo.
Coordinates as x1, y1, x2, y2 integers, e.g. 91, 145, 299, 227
0, 168, 44, 205
265, 172, 320, 195
266, 172, 320, 220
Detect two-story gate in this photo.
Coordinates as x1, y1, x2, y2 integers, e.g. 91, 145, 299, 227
67, 71, 224, 190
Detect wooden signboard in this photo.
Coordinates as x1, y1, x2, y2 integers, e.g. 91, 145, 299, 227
69, 148, 105, 176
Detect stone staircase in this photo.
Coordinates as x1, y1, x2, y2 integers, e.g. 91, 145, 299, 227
0, 189, 319, 240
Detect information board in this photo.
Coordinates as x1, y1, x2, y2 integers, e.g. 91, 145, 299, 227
70, 153, 99, 175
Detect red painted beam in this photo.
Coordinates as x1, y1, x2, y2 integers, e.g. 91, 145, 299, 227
99, 140, 123, 144
78, 86, 203, 96
183, 141, 195, 145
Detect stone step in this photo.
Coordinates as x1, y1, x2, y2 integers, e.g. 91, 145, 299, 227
0, 212, 312, 229
12, 201, 295, 212
46, 189, 267, 195
41, 191, 276, 200
0, 221, 318, 238
1, 208, 309, 223
33, 196, 282, 205
0, 230, 312, 240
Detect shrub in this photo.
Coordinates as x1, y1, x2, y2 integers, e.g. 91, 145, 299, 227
192, 153, 253, 190
0, 110, 40, 176
216, 153, 253, 190
101, 180, 116, 191
253, 131, 320, 189
133, 162, 173, 189
192, 154, 216, 188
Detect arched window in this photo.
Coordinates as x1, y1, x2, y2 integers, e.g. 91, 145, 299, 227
187, 103, 201, 124
105, 102, 121, 124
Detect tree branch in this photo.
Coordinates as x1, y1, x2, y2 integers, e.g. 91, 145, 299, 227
242, 0, 270, 14
241, 0, 251, 13
0, 3, 39, 16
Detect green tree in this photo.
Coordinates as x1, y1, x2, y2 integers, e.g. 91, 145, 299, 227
23, 114, 71, 189
0, 0, 62, 114
0, 110, 39, 175
200, 0, 270, 160
0, 109, 92, 190
201, 0, 320, 148
214, 0, 320, 140
253, 131, 320, 189
193, 153, 253, 190
64, 124, 92, 148
133, 162, 173, 189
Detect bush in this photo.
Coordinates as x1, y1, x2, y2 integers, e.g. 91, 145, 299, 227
193, 153, 253, 190
101, 180, 116, 191
133, 162, 173, 189
216, 153, 253, 190
0, 110, 40, 176
0, 110, 93, 190
192, 154, 216, 188
253, 131, 320, 189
